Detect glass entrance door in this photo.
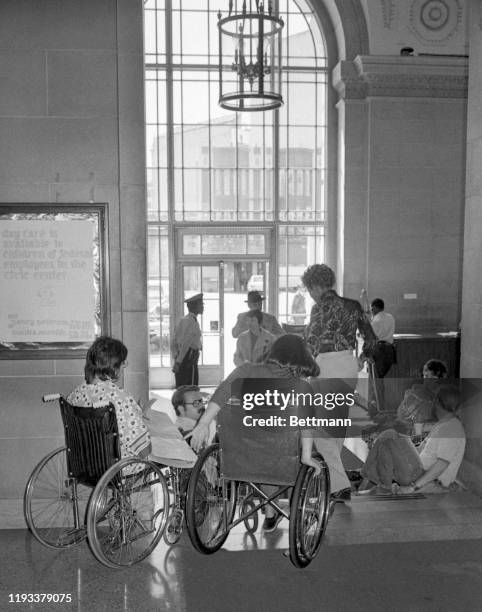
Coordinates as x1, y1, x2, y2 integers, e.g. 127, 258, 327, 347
221, 261, 268, 378
148, 227, 272, 388
179, 260, 269, 385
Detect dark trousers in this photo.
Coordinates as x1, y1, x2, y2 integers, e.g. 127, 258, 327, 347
370, 342, 396, 411
175, 349, 199, 387
373, 342, 396, 378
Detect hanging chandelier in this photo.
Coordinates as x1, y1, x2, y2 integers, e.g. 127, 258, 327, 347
217, 1, 284, 112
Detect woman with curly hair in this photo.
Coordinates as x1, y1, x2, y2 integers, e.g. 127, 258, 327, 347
302, 263, 376, 380
301, 264, 378, 501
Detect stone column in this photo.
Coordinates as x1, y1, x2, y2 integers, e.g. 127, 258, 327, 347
333, 55, 467, 332
459, 0, 482, 494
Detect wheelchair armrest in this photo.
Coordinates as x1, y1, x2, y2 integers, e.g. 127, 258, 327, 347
43, 393, 61, 402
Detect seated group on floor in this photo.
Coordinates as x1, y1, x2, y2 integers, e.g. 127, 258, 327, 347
358, 357, 466, 496
358, 382, 466, 495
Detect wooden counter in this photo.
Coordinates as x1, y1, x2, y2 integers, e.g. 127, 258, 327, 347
392, 332, 460, 378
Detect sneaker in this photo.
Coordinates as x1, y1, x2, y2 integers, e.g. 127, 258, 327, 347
330, 487, 352, 503
346, 470, 363, 483
356, 478, 376, 495
373, 485, 392, 496
262, 511, 283, 533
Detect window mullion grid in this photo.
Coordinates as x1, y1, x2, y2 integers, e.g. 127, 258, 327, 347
315, 71, 319, 223
208, 0, 213, 221
235, 113, 239, 222
272, 103, 280, 316
156, 227, 163, 365
164, 0, 177, 338
179, 2, 186, 221
147, 0, 330, 340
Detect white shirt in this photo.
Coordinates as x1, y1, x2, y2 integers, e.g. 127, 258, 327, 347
418, 417, 466, 487
171, 312, 202, 364
371, 311, 395, 343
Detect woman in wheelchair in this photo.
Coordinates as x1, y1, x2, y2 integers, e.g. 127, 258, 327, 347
190, 334, 323, 531
69, 337, 200, 468
67, 336, 152, 460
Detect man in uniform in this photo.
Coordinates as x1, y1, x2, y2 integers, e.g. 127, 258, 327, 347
232, 290, 284, 338
171, 293, 203, 387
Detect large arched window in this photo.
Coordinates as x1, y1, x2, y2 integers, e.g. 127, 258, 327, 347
145, 0, 330, 380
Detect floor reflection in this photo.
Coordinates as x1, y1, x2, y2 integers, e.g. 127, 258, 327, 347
1, 490, 481, 611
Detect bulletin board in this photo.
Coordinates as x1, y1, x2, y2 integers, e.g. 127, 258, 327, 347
0, 204, 109, 358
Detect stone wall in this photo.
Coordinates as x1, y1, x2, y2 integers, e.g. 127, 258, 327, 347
0, 0, 148, 501
334, 55, 467, 333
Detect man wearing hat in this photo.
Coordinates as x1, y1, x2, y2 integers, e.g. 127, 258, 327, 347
232, 290, 284, 338
171, 293, 204, 387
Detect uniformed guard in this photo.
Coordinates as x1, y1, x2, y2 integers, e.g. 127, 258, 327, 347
171, 293, 204, 387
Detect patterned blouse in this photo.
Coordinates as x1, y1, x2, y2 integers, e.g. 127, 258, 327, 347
67, 379, 151, 459
304, 290, 376, 357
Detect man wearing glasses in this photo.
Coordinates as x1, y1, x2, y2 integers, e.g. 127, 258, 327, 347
171, 385, 206, 437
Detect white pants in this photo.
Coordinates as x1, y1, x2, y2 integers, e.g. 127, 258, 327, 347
315, 349, 358, 381
313, 349, 359, 492
314, 434, 350, 493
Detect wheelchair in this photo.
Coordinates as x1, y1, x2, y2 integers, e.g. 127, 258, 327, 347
161, 464, 192, 545
185, 400, 331, 568
23, 395, 170, 569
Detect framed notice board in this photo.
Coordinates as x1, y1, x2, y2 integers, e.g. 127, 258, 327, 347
0, 204, 109, 359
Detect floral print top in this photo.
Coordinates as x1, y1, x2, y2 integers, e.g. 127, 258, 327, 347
67, 379, 151, 459
304, 290, 376, 357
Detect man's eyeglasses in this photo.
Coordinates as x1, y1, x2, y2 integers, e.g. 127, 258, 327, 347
184, 399, 205, 410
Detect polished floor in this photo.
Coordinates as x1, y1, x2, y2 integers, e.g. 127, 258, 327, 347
2, 490, 482, 612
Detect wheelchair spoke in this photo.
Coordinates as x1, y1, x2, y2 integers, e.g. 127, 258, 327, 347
24, 448, 91, 549
186, 444, 237, 554
289, 463, 330, 568
87, 459, 169, 568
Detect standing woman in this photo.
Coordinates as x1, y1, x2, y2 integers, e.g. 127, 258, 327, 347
302, 264, 376, 380
67, 336, 151, 459
302, 264, 377, 500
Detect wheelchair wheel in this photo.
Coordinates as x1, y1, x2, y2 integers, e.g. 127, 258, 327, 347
87, 458, 169, 568
186, 444, 237, 554
289, 460, 330, 568
24, 447, 91, 549
241, 492, 259, 534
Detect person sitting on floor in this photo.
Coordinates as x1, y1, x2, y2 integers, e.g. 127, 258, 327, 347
396, 359, 448, 433
358, 384, 466, 495
363, 358, 449, 444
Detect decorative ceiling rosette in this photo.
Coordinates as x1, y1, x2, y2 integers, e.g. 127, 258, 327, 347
409, 0, 463, 44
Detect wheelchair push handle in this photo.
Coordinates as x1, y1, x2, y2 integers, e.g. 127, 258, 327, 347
42, 393, 61, 402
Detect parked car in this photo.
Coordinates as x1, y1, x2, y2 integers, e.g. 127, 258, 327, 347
247, 274, 264, 292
